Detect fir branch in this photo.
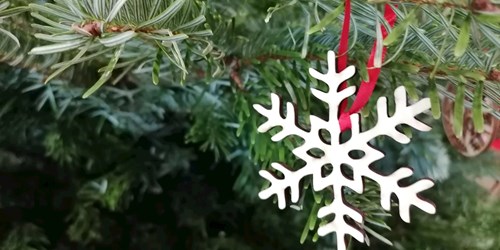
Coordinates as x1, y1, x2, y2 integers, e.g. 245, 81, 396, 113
381, 0, 470, 9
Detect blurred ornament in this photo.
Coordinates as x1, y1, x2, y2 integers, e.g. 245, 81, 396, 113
442, 83, 499, 157
472, 0, 500, 13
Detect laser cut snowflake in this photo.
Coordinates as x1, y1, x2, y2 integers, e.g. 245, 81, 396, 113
253, 51, 436, 250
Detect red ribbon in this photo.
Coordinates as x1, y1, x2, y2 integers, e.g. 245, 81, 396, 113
337, 1, 397, 132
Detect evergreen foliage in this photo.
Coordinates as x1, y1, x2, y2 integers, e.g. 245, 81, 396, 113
0, 0, 498, 249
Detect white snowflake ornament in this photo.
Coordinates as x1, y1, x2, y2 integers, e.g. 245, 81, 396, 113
253, 51, 436, 250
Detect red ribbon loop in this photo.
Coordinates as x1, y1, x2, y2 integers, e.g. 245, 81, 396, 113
338, 112, 352, 132
337, 1, 397, 132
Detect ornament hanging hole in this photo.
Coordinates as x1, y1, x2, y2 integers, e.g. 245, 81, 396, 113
348, 150, 365, 159
441, 83, 499, 157
319, 128, 332, 145
340, 164, 355, 180
321, 164, 334, 178
307, 148, 326, 158
339, 130, 352, 144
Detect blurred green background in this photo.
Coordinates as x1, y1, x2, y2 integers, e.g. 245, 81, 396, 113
0, 0, 499, 249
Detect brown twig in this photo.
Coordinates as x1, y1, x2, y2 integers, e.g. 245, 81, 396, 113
238, 53, 499, 83
386, 0, 469, 9
412, 62, 499, 82
224, 56, 245, 91
72, 21, 175, 37
240, 53, 323, 66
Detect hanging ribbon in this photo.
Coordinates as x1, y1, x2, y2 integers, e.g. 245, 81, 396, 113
336, 1, 397, 132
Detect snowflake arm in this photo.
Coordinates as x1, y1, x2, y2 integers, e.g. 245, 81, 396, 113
374, 168, 435, 222
345, 87, 436, 222
354, 86, 432, 145
253, 93, 331, 209
253, 93, 310, 142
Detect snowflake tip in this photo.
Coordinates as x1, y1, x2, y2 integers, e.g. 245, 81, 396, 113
409, 179, 436, 214
308, 68, 324, 82
394, 86, 432, 132
318, 223, 364, 249
257, 171, 287, 210
343, 65, 356, 79
308, 50, 356, 86
252, 103, 265, 115
327, 50, 336, 64
394, 86, 407, 100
